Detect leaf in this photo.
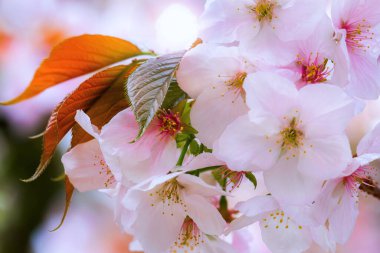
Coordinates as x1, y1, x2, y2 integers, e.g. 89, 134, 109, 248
127, 50, 186, 140
1, 35, 142, 105
71, 60, 143, 146
189, 139, 201, 155
23, 65, 134, 182
161, 80, 188, 109
50, 176, 74, 231
245, 172, 257, 189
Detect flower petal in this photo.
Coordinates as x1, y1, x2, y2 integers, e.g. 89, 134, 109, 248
298, 135, 352, 179
299, 84, 356, 138
184, 194, 226, 235
214, 115, 281, 172
264, 157, 323, 205
62, 139, 115, 192
191, 85, 248, 148
244, 72, 298, 118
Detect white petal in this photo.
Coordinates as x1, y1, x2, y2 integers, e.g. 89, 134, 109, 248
298, 135, 352, 179
329, 189, 359, 244
74, 110, 100, 138
184, 194, 226, 235
62, 139, 115, 192
191, 85, 248, 148
273, 0, 326, 41
177, 44, 244, 99
236, 195, 279, 218
264, 157, 323, 205
177, 174, 225, 197
299, 84, 356, 138
131, 200, 186, 253
260, 216, 312, 253
244, 72, 298, 118
346, 53, 380, 99
357, 121, 380, 155
214, 115, 281, 172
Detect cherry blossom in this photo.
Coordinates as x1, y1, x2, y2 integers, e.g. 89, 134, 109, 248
122, 171, 226, 253
177, 43, 253, 148
199, 0, 326, 63
274, 16, 349, 89
332, 0, 380, 99
228, 195, 326, 253
312, 122, 380, 244
214, 72, 357, 204
62, 110, 117, 192
99, 108, 181, 184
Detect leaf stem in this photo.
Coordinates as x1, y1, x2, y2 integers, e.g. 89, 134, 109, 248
176, 135, 194, 166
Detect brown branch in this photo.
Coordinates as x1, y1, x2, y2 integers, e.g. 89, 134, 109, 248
359, 179, 380, 200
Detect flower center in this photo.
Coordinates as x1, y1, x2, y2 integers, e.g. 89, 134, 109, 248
341, 19, 374, 53
150, 178, 187, 214
252, 0, 276, 22
280, 117, 304, 151
171, 217, 203, 252
223, 72, 248, 101
297, 53, 332, 84
157, 110, 183, 137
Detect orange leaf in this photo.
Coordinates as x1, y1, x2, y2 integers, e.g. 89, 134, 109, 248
1, 34, 142, 105
71, 60, 143, 146
23, 64, 134, 182
51, 176, 74, 231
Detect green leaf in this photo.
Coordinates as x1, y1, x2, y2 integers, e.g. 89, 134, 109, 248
245, 172, 257, 189
161, 80, 188, 109
189, 139, 201, 155
126, 50, 186, 140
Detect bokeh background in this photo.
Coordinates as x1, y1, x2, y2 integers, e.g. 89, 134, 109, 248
0, 1, 379, 252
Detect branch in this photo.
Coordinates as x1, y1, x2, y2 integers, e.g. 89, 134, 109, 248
359, 179, 380, 199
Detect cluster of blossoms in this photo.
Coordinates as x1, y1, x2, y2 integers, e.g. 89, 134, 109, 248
61, 0, 380, 252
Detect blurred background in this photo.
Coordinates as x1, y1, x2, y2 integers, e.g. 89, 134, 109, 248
0, 0, 379, 252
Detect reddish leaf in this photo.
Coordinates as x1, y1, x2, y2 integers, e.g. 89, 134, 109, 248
1, 34, 142, 105
51, 176, 74, 231
71, 60, 143, 146
23, 64, 135, 182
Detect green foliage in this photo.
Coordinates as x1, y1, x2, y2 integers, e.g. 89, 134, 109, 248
245, 172, 258, 189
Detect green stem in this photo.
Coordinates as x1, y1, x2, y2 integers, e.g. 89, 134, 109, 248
176, 136, 194, 166
187, 165, 223, 176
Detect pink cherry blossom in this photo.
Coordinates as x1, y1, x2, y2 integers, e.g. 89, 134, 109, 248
199, 0, 326, 63
228, 195, 322, 253
274, 16, 349, 89
214, 72, 357, 204
62, 111, 117, 192
332, 0, 380, 99
177, 43, 253, 148
99, 108, 181, 184
313, 122, 380, 244
122, 171, 226, 253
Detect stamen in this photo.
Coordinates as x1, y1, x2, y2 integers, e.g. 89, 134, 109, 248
170, 217, 204, 252
341, 19, 374, 53
96, 155, 115, 188
250, 0, 276, 22
280, 117, 304, 151
157, 110, 183, 137
296, 53, 332, 84
149, 179, 187, 215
